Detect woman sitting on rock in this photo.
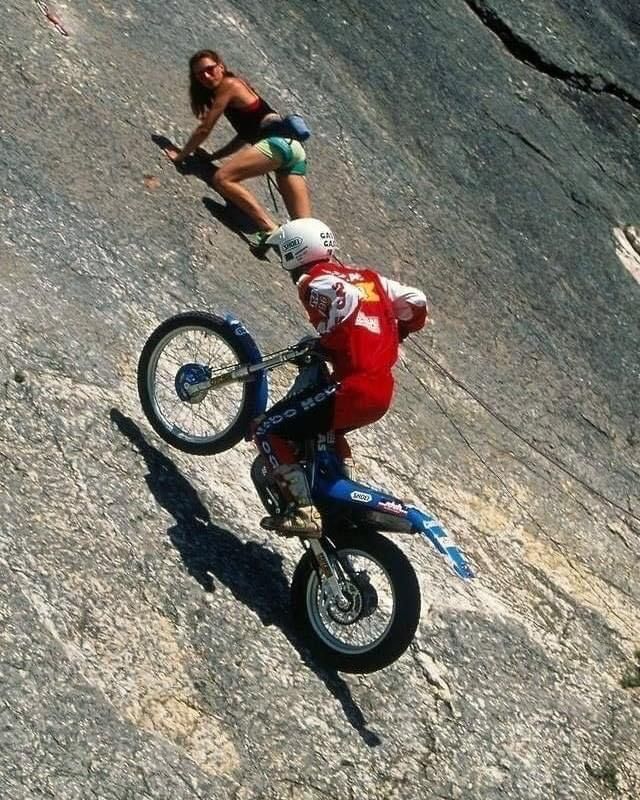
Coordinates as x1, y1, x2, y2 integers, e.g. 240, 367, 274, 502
164, 49, 311, 250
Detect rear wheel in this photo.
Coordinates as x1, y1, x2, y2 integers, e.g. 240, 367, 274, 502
137, 311, 262, 454
291, 529, 421, 673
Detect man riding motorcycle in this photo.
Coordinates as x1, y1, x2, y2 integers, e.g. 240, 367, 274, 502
254, 218, 428, 536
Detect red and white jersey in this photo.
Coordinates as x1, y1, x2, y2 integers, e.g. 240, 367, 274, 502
297, 260, 428, 380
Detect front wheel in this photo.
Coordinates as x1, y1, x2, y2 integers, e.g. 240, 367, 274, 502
291, 530, 421, 673
137, 311, 265, 455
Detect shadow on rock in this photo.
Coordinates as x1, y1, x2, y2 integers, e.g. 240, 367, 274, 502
110, 408, 382, 747
201, 198, 271, 262
201, 196, 256, 236
152, 133, 217, 186
151, 133, 266, 256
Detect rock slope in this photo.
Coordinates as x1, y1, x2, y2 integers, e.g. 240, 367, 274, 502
1, 1, 638, 798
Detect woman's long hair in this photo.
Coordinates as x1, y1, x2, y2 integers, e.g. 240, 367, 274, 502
188, 50, 235, 118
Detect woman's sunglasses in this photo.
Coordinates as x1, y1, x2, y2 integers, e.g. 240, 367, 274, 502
195, 64, 219, 80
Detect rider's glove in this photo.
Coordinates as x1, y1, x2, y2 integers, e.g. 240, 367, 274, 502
292, 335, 324, 366
398, 322, 411, 343
297, 334, 321, 352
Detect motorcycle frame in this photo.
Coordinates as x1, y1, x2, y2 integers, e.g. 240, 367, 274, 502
226, 343, 474, 584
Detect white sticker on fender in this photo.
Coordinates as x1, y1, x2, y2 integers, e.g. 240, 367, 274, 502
351, 491, 372, 503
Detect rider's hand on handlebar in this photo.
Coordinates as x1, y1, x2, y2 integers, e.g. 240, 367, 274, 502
297, 334, 320, 351
292, 335, 324, 366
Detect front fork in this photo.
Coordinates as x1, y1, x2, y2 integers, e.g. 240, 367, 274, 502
307, 538, 351, 610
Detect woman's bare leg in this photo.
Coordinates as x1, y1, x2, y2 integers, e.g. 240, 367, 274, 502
276, 174, 312, 219
213, 149, 279, 230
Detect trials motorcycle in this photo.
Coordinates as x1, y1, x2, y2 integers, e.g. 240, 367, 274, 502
137, 311, 474, 673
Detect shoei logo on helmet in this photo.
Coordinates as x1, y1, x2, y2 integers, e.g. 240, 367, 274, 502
283, 237, 303, 252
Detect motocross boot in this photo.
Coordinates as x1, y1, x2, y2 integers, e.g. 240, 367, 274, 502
260, 464, 322, 538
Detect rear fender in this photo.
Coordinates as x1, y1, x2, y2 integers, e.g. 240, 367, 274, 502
406, 507, 475, 581
313, 453, 474, 581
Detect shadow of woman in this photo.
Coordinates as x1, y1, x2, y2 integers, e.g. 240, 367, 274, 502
110, 408, 382, 747
151, 133, 217, 186
151, 133, 268, 255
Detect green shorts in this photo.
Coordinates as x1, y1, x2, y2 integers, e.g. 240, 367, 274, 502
254, 136, 307, 176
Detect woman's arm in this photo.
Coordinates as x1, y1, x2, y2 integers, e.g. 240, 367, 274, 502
165, 85, 233, 165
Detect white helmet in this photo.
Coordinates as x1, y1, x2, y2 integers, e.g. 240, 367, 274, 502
266, 218, 337, 271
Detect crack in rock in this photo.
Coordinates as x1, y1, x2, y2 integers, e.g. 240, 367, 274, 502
35, 0, 69, 36
483, 110, 554, 163
408, 340, 640, 526
411, 645, 458, 716
464, 0, 640, 112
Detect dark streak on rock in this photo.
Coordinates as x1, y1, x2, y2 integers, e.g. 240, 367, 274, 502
464, 0, 640, 112
483, 110, 554, 163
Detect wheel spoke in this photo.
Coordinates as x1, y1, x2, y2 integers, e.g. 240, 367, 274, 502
146, 324, 246, 446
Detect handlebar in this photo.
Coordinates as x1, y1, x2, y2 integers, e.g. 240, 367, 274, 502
207, 340, 320, 389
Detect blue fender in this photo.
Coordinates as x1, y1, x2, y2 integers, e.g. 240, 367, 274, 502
313, 451, 474, 582
223, 314, 269, 418
406, 507, 475, 581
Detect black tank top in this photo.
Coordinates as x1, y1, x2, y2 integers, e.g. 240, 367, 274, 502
224, 94, 277, 143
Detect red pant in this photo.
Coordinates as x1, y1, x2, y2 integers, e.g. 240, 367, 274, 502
331, 372, 395, 431
253, 371, 394, 469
